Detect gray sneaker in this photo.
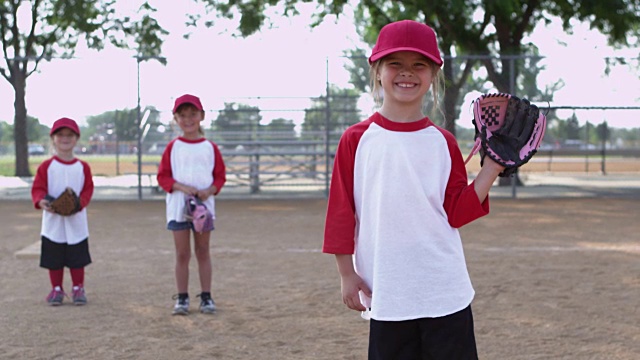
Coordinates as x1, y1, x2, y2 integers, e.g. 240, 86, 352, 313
46, 288, 66, 306
197, 293, 216, 314
71, 287, 87, 305
172, 295, 189, 315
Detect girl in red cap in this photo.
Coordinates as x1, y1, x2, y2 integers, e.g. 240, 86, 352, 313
323, 20, 506, 359
31, 117, 94, 306
157, 94, 226, 315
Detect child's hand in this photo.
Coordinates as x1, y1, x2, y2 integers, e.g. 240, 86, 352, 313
196, 186, 216, 200
174, 183, 199, 196
196, 188, 214, 201
340, 272, 371, 312
38, 199, 53, 212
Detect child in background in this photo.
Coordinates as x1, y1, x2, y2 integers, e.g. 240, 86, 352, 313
157, 94, 226, 315
31, 117, 94, 306
323, 20, 506, 359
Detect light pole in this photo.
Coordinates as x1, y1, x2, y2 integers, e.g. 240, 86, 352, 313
135, 55, 165, 200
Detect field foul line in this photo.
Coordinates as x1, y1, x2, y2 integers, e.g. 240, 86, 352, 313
16, 243, 637, 260
482, 244, 639, 254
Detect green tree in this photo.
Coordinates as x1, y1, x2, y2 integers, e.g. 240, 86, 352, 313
198, 0, 639, 133
87, 109, 140, 142
566, 114, 582, 141
27, 116, 49, 143
0, 116, 48, 143
344, 48, 370, 93
301, 85, 361, 139
85, 107, 162, 153
212, 103, 262, 142
1, 1, 167, 176
596, 122, 610, 143
0, 120, 12, 143
262, 118, 297, 140
0, 121, 10, 155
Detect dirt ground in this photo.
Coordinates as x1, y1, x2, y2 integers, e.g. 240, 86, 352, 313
1, 196, 639, 360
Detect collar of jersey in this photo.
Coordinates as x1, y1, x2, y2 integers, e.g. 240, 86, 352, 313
52, 155, 79, 165
373, 112, 433, 132
178, 136, 207, 144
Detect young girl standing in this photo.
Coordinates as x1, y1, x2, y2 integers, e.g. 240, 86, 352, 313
32, 117, 94, 306
157, 94, 226, 315
323, 20, 506, 359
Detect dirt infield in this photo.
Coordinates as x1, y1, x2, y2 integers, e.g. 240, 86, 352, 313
1, 197, 639, 360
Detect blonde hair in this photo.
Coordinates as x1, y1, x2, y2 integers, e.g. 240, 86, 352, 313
369, 57, 445, 120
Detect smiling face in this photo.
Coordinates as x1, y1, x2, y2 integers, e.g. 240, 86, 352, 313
376, 51, 435, 120
174, 104, 205, 139
51, 128, 78, 156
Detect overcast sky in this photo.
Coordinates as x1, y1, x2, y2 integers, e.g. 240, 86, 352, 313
1, 2, 638, 129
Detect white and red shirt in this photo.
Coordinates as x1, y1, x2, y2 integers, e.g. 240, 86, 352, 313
157, 137, 226, 224
31, 156, 94, 245
323, 112, 490, 321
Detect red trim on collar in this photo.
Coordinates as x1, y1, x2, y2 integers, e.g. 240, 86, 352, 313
372, 112, 434, 132
52, 155, 79, 165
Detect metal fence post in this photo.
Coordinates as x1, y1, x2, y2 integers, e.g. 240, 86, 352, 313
136, 58, 143, 200
324, 57, 331, 198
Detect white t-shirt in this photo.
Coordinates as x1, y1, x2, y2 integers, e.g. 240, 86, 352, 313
323, 113, 490, 321
31, 156, 93, 245
157, 137, 226, 224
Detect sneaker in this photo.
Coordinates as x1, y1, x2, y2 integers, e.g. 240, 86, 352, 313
172, 294, 190, 315
71, 287, 87, 306
46, 287, 66, 306
197, 293, 216, 314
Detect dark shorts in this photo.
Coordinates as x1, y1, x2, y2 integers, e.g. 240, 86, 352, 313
167, 220, 215, 232
368, 305, 478, 360
40, 236, 92, 270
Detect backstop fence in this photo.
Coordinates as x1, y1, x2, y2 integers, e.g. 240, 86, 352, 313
1, 55, 639, 198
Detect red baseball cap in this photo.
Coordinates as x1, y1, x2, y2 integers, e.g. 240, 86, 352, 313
369, 20, 443, 67
50, 117, 80, 136
173, 94, 203, 113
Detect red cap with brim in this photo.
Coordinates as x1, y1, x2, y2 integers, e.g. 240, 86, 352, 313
368, 20, 443, 67
173, 94, 204, 113
50, 117, 80, 136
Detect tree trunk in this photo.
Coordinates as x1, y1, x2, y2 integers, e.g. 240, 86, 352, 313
441, 55, 457, 137
13, 71, 30, 177
443, 86, 458, 137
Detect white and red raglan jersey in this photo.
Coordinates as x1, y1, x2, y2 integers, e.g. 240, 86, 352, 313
323, 112, 490, 321
157, 137, 226, 225
31, 156, 94, 245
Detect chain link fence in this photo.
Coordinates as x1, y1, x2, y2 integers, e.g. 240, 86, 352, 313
1, 55, 639, 197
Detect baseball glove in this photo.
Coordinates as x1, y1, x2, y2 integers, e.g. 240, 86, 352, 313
464, 93, 547, 177
47, 187, 81, 216
184, 195, 214, 233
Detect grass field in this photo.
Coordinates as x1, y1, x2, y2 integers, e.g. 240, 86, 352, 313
0, 155, 162, 177
1, 153, 639, 177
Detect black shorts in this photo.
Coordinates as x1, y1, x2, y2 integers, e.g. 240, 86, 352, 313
39, 236, 92, 270
368, 305, 478, 360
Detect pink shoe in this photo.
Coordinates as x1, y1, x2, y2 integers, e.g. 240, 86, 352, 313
71, 286, 87, 305
46, 288, 66, 306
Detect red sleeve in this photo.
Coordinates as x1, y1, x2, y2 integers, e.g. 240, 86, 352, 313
211, 141, 226, 195
322, 122, 369, 255
79, 160, 94, 209
156, 140, 177, 193
31, 158, 53, 209
440, 129, 490, 228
